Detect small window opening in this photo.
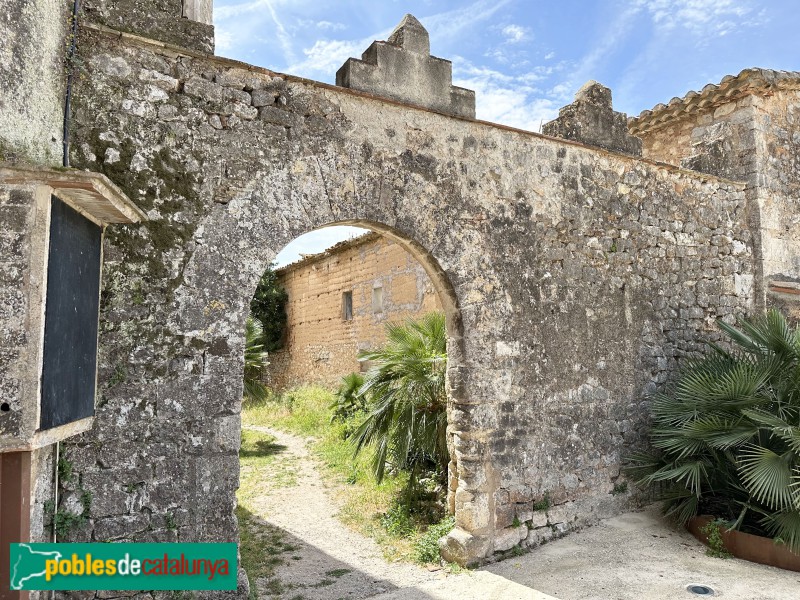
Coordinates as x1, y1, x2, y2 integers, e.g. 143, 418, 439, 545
372, 286, 384, 313
342, 291, 353, 321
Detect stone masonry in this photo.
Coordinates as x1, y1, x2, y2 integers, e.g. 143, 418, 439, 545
337, 14, 475, 118
1, 0, 798, 593
265, 232, 442, 390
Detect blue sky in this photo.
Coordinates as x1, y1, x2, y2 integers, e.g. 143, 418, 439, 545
212, 0, 798, 266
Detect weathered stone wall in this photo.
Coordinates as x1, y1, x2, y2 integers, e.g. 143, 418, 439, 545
0, 0, 68, 164
265, 233, 442, 390
0, 186, 35, 441
53, 23, 757, 575
0, 184, 48, 446
0, 182, 57, 596
633, 75, 800, 297
82, 0, 214, 54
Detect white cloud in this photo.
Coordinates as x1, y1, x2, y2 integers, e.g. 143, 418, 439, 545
501, 24, 530, 44
423, 0, 514, 42
316, 20, 347, 31
635, 0, 766, 37
544, 51, 555, 60
452, 58, 561, 131
215, 0, 271, 20
286, 0, 517, 81
289, 39, 366, 79
263, 0, 297, 65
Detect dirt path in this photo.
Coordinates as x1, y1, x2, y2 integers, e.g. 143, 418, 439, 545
243, 425, 440, 600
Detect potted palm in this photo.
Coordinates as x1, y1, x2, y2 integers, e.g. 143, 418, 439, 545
628, 310, 800, 571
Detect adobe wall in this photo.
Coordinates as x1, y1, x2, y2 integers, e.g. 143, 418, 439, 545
42, 21, 758, 579
266, 233, 442, 390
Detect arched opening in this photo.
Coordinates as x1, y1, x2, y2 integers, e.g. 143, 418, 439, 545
235, 221, 464, 594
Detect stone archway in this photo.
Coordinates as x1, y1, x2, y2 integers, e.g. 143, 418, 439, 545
55, 11, 760, 577
167, 180, 492, 561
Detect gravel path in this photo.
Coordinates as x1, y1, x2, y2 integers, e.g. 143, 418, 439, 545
243, 425, 440, 600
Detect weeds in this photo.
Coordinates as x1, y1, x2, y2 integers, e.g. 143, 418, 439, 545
413, 516, 455, 563
533, 493, 551, 512
612, 481, 628, 496
700, 519, 732, 559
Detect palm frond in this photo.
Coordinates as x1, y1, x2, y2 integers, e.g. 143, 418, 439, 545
352, 312, 449, 485
759, 510, 800, 555
738, 444, 796, 511
243, 316, 269, 402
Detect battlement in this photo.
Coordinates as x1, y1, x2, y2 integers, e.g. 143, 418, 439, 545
336, 14, 476, 118
543, 80, 642, 156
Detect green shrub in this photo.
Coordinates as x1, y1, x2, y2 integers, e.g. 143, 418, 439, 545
330, 372, 367, 423
628, 310, 800, 553
413, 516, 455, 563
700, 519, 733, 559
381, 503, 415, 538
249, 266, 288, 352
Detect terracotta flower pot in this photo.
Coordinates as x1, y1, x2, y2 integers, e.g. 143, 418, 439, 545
687, 515, 800, 572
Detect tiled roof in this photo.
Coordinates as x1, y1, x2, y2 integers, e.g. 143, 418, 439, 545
628, 68, 800, 136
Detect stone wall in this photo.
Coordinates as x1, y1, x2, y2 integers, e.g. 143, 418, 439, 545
0, 0, 68, 164
0, 180, 56, 556
0, 185, 42, 443
82, 0, 214, 54
631, 70, 800, 299
48, 21, 759, 576
265, 233, 442, 390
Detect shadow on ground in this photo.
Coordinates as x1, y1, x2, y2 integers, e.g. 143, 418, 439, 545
238, 505, 442, 600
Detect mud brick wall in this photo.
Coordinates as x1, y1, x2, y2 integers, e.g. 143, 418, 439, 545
265, 233, 442, 390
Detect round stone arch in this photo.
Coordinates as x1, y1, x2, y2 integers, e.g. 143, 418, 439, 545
168, 170, 497, 564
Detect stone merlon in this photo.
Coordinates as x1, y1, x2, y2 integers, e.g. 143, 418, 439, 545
336, 14, 476, 118
543, 80, 642, 156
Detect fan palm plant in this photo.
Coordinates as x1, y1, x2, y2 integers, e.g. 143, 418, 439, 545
330, 372, 367, 422
628, 309, 800, 553
351, 312, 449, 487
243, 316, 270, 402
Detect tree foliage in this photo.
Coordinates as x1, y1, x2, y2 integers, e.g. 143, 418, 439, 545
249, 266, 288, 352
351, 312, 449, 486
243, 316, 269, 403
628, 310, 800, 554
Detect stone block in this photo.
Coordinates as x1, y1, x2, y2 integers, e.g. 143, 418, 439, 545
258, 106, 300, 127
94, 514, 150, 541
439, 527, 491, 566
184, 76, 222, 104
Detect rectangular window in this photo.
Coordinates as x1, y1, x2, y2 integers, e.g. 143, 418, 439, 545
40, 196, 102, 430
342, 291, 353, 321
371, 286, 384, 313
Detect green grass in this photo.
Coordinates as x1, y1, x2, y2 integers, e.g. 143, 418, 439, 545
238, 429, 298, 504
241, 385, 454, 564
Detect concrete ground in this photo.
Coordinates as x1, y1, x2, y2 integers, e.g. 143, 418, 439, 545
373, 505, 800, 600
